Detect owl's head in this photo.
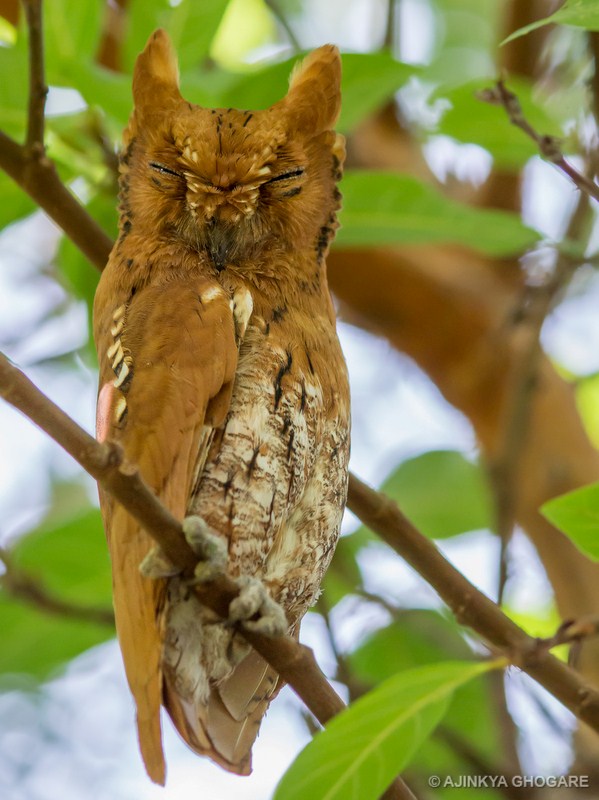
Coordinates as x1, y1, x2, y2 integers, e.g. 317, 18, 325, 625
121, 30, 345, 273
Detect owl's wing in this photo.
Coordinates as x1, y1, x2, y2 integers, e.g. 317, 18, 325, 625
94, 274, 238, 785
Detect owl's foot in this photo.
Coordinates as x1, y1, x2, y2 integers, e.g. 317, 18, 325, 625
182, 515, 228, 583
139, 516, 227, 581
229, 576, 288, 637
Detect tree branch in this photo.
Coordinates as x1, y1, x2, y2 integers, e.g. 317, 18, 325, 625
0, 351, 414, 800
0, 131, 112, 268
346, 473, 599, 736
478, 79, 599, 203
22, 0, 46, 153
3, 346, 599, 749
0, 545, 114, 626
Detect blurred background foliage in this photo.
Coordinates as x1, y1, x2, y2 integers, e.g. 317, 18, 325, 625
2, 0, 599, 798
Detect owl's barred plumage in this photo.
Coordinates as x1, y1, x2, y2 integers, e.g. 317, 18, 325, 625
93, 30, 350, 783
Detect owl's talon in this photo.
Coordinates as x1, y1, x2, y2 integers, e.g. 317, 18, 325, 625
139, 547, 180, 579
182, 515, 227, 583
229, 576, 288, 637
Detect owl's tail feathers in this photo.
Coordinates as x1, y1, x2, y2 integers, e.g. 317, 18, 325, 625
137, 703, 167, 785
105, 502, 167, 785
163, 650, 282, 775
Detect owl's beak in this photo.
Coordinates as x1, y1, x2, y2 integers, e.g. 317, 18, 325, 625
205, 220, 231, 273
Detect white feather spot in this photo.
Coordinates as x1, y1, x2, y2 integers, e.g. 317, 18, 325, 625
110, 319, 124, 337
201, 286, 224, 303
114, 396, 127, 423
113, 361, 130, 388
111, 343, 124, 370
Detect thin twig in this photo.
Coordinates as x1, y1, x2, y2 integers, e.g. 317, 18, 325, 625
23, 0, 47, 153
0, 546, 115, 626
384, 0, 397, 53
0, 352, 414, 800
264, 0, 301, 52
536, 615, 599, 652
346, 473, 599, 735
478, 79, 599, 203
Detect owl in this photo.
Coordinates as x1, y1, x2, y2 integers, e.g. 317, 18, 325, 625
93, 30, 350, 784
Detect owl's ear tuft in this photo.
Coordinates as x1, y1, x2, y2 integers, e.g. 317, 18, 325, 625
132, 29, 182, 116
284, 45, 341, 136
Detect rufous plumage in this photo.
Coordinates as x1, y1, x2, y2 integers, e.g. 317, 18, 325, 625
93, 29, 350, 784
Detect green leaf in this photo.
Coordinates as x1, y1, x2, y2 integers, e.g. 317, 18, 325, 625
350, 616, 502, 788
503, 0, 599, 44
168, 0, 231, 70
437, 78, 564, 169
0, 35, 28, 139
11, 508, 112, 606
0, 598, 112, 681
541, 483, 599, 561
273, 660, 504, 800
322, 526, 375, 607
44, 0, 104, 82
576, 374, 599, 449
337, 53, 415, 133
350, 613, 470, 683
210, 0, 274, 71
424, 0, 502, 89
0, 174, 36, 229
336, 172, 540, 257
381, 450, 494, 539
0, 506, 113, 680
122, 0, 171, 73
0, 16, 17, 45
68, 62, 133, 128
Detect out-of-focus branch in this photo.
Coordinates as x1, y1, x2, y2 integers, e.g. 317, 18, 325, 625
264, 0, 301, 51
491, 193, 591, 604
479, 79, 599, 204
347, 472, 599, 736
22, 0, 46, 152
0, 351, 414, 800
0, 546, 114, 626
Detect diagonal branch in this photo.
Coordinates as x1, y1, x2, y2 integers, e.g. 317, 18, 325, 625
346, 473, 599, 736
0, 351, 414, 800
0, 350, 342, 716
3, 348, 599, 744
0, 130, 113, 268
